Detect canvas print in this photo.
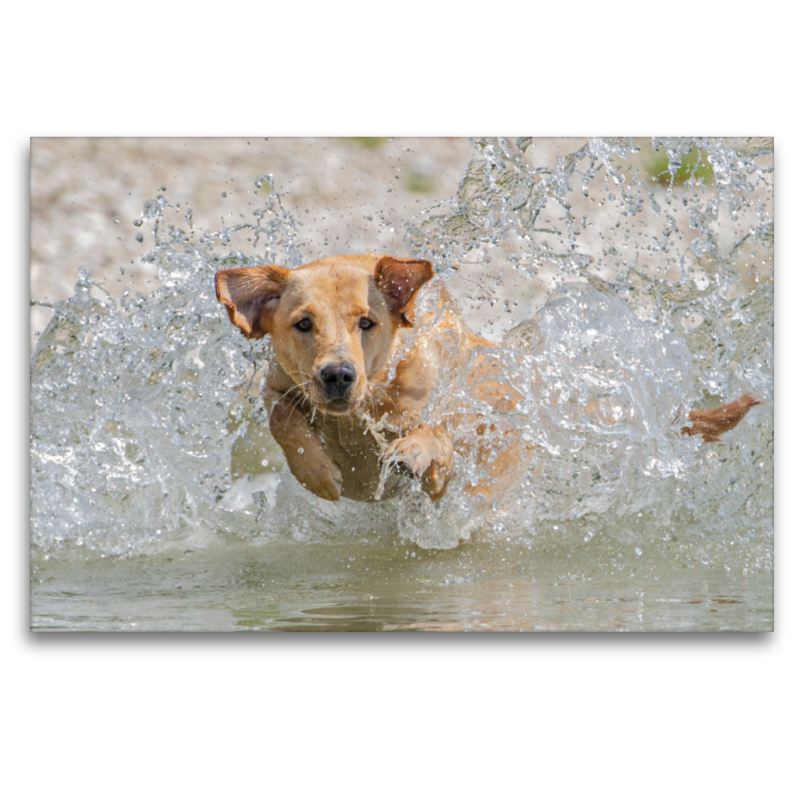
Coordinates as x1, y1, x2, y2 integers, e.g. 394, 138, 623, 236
30, 137, 774, 631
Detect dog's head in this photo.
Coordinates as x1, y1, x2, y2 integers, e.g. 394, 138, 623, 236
215, 254, 433, 415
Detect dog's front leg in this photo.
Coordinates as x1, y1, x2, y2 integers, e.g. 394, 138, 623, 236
381, 424, 455, 501
268, 397, 343, 501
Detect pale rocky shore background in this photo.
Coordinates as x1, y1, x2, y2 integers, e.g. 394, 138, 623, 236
30, 137, 474, 345
30, 137, 592, 347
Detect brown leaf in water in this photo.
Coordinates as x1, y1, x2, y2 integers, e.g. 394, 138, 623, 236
681, 393, 762, 443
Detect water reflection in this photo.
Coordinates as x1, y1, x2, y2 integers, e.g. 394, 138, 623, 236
32, 542, 773, 631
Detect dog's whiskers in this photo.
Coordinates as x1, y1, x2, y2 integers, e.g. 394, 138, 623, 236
368, 382, 398, 412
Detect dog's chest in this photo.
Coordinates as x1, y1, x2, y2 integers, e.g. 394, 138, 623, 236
312, 415, 390, 500
315, 416, 383, 460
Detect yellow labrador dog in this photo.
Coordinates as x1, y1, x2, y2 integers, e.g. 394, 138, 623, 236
215, 253, 759, 503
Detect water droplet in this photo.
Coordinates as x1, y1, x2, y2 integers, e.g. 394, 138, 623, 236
297, 447, 304, 454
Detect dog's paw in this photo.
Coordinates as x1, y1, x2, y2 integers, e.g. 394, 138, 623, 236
308, 467, 343, 502
381, 436, 433, 478
382, 428, 454, 501
287, 449, 343, 501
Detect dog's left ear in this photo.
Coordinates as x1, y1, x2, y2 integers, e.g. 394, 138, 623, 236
215, 265, 291, 339
374, 256, 434, 327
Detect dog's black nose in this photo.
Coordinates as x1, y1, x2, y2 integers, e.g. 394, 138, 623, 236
319, 362, 357, 398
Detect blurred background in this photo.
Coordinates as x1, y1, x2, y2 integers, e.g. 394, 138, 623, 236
30, 137, 472, 344
30, 137, 608, 346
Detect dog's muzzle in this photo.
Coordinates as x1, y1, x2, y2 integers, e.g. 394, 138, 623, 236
319, 362, 358, 399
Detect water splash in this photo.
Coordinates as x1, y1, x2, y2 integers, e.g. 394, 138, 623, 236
30, 139, 773, 571
30, 181, 301, 556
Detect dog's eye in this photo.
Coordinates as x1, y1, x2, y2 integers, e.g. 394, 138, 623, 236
295, 318, 312, 332
359, 318, 375, 330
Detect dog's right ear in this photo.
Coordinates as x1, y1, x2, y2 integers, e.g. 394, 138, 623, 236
215, 266, 291, 339
374, 256, 434, 327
